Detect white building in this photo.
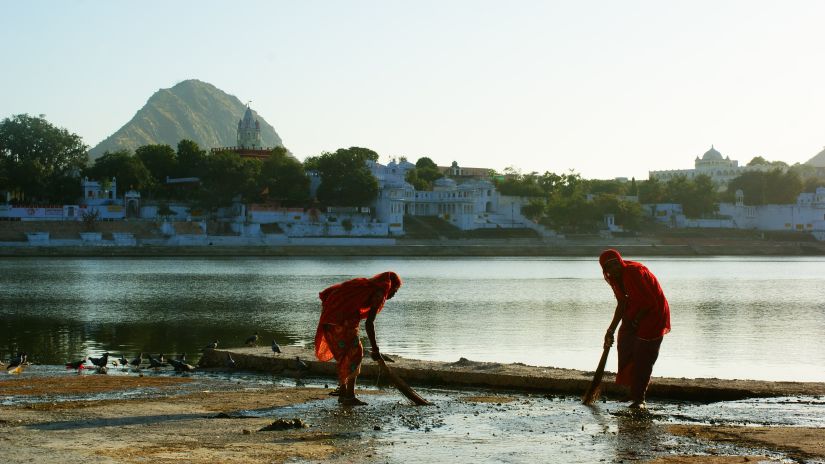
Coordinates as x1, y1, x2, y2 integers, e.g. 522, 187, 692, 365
718, 188, 825, 234
650, 146, 777, 188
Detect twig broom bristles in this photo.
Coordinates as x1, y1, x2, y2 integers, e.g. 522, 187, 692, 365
582, 346, 611, 405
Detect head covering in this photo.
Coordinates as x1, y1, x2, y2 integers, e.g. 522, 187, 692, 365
599, 249, 624, 269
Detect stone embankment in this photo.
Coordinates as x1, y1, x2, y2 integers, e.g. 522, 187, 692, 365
201, 346, 825, 402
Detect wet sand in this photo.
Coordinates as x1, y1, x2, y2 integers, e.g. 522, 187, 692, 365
1, 372, 823, 463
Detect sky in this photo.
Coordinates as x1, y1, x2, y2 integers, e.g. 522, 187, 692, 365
2, 1, 824, 180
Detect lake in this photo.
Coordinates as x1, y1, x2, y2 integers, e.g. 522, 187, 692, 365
1, 256, 823, 382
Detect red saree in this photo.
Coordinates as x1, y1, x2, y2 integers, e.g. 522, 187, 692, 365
314, 272, 401, 385
601, 250, 670, 403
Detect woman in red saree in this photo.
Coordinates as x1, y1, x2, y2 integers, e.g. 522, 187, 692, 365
600, 249, 670, 409
315, 271, 402, 405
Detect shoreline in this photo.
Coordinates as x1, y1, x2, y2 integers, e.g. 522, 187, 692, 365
2, 241, 824, 257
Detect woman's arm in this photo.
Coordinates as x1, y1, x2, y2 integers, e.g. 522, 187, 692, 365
366, 290, 383, 360
604, 299, 626, 349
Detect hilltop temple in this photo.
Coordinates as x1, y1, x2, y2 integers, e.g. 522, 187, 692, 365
211, 104, 275, 160
649, 145, 777, 188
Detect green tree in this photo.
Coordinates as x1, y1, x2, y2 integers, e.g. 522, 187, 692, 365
726, 169, 803, 205
495, 168, 544, 197
310, 147, 379, 206
176, 139, 208, 178
0, 114, 89, 203
259, 146, 309, 206
405, 156, 444, 190
200, 151, 263, 208
747, 156, 768, 166
521, 198, 546, 221
637, 178, 665, 203
85, 150, 154, 194
136, 144, 177, 187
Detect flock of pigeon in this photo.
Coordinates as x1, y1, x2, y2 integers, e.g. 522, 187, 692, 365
3, 332, 309, 375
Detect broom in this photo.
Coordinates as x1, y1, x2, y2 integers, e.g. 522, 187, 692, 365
582, 345, 611, 405
375, 357, 431, 406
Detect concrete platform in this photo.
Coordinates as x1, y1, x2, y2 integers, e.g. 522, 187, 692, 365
199, 346, 825, 402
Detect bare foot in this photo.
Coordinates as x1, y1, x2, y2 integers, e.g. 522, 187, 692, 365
338, 396, 368, 406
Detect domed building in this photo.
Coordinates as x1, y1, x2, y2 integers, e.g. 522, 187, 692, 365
650, 145, 777, 189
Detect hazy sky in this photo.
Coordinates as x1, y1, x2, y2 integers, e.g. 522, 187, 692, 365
2, 1, 823, 179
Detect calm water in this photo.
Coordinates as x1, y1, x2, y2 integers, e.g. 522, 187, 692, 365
1, 256, 823, 382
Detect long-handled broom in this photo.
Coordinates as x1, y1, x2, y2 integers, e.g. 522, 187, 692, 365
375, 357, 430, 406
582, 345, 611, 405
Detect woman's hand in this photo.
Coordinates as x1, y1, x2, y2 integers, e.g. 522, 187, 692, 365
370, 347, 381, 361
603, 332, 615, 349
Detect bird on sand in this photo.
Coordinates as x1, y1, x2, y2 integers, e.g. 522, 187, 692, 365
245, 332, 259, 347
169, 358, 196, 373
271, 340, 281, 354
89, 353, 109, 369
130, 353, 143, 367
201, 341, 218, 352
7, 352, 27, 374
147, 354, 167, 369
225, 353, 236, 369
65, 357, 87, 370
294, 356, 309, 372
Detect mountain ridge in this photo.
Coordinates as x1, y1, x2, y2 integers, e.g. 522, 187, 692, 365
89, 79, 283, 158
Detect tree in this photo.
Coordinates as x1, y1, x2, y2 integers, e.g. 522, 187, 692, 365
726, 169, 803, 205
199, 150, 262, 208
311, 147, 379, 207
136, 144, 177, 187
85, 150, 154, 194
495, 168, 544, 197
638, 178, 665, 204
747, 156, 768, 166
405, 156, 444, 190
259, 146, 309, 206
0, 114, 89, 203
521, 198, 546, 221
176, 139, 207, 178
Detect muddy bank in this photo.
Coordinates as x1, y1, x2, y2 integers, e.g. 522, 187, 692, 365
200, 346, 825, 402
1, 373, 822, 463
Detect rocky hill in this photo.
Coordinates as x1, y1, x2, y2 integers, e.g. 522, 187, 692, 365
806, 146, 825, 167
89, 79, 283, 158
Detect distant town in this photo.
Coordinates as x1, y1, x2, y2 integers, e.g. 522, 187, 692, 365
2, 102, 825, 249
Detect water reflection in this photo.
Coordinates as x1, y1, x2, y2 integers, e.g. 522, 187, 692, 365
1, 257, 824, 381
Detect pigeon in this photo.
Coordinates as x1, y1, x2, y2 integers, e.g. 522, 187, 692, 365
177, 353, 187, 362
294, 356, 309, 372
201, 341, 218, 352
65, 357, 87, 370
245, 332, 259, 347
89, 353, 109, 369
169, 358, 196, 373
147, 354, 167, 369
225, 353, 236, 369
7, 352, 27, 374
271, 340, 281, 354
130, 353, 143, 367
157, 353, 165, 363
118, 355, 129, 366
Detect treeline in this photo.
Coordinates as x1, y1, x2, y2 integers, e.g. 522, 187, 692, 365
3, 113, 824, 231
494, 164, 825, 233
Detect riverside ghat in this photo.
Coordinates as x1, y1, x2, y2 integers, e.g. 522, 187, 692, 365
199, 345, 825, 402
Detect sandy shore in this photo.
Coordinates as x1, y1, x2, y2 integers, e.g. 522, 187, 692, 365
1, 373, 822, 464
